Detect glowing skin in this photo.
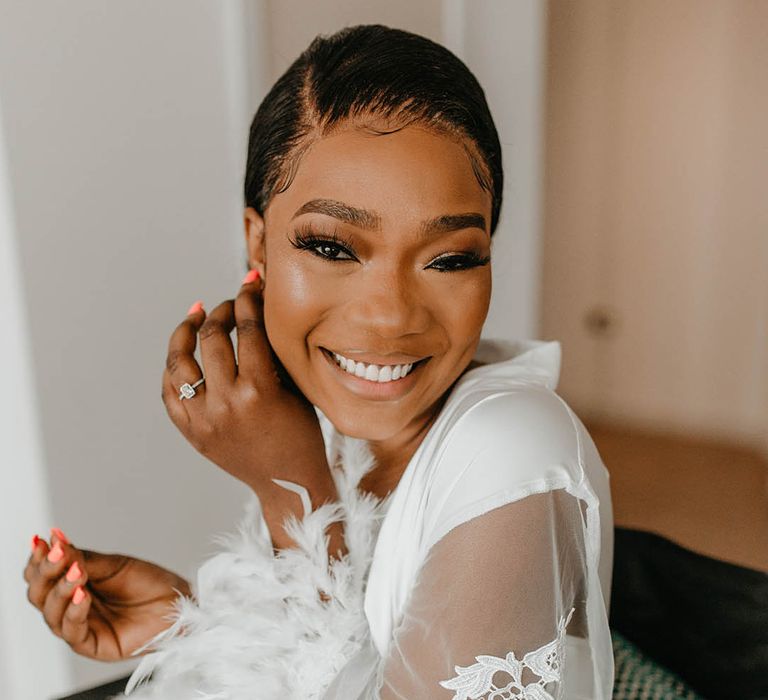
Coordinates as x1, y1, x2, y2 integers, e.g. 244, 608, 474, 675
244, 123, 493, 497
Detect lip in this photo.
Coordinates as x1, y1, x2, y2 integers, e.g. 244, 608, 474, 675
319, 347, 429, 401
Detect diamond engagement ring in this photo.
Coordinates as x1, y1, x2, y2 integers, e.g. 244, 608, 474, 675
178, 377, 205, 400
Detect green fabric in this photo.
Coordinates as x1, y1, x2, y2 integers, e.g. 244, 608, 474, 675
611, 630, 707, 700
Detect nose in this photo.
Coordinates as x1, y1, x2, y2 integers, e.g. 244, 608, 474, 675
345, 264, 431, 339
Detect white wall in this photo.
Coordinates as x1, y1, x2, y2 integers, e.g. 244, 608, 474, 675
0, 1, 266, 695
266, 0, 444, 79
0, 92, 72, 700
442, 0, 547, 341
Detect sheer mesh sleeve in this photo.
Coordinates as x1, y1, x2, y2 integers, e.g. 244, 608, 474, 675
374, 488, 589, 700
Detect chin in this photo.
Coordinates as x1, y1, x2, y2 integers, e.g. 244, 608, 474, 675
319, 408, 401, 442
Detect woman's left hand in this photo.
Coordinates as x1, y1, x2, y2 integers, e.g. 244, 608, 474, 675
161, 271, 333, 498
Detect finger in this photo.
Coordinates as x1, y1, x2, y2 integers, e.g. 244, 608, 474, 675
61, 585, 96, 655
50, 527, 70, 548
43, 554, 88, 637
80, 549, 131, 582
24, 535, 49, 585
197, 299, 237, 391
162, 366, 188, 427
164, 302, 207, 414
24, 526, 68, 584
234, 269, 278, 382
27, 539, 71, 610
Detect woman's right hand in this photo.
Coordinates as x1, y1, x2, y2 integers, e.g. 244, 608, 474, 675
23, 529, 191, 661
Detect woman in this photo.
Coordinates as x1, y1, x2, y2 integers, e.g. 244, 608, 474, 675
23, 25, 614, 699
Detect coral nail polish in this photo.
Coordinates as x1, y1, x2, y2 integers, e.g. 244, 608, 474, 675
242, 269, 260, 284
72, 586, 86, 605
47, 542, 64, 563
66, 561, 82, 583
50, 527, 69, 546
187, 300, 204, 315
31, 534, 41, 551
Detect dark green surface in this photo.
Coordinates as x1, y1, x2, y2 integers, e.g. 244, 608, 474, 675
56, 675, 130, 700
611, 629, 707, 700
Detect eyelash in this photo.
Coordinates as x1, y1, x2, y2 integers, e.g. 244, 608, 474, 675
288, 227, 490, 273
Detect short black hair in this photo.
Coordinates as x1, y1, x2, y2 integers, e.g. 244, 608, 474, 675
244, 24, 503, 235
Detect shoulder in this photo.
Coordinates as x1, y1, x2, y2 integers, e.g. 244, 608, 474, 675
423, 385, 589, 544
437, 383, 585, 484
458, 384, 579, 451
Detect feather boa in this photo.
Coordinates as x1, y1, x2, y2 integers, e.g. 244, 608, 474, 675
114, 436, 389, 700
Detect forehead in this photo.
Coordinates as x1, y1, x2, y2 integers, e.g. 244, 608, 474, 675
266, 125, 490, 226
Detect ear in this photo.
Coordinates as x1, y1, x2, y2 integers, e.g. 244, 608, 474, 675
243, 207, 266, 278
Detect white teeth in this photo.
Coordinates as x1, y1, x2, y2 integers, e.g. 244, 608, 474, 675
330, 351, 418, 383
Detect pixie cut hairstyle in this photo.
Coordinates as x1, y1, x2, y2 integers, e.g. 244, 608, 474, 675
244, 24, 504, 236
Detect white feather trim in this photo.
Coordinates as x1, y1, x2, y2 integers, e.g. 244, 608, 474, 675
113, 436, 389, 700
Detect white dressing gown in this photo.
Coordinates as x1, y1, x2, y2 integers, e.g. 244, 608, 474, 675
321, 339, 614, 700
122, 339, 614, 700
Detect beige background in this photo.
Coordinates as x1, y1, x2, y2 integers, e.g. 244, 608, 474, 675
541, 0, 768, 451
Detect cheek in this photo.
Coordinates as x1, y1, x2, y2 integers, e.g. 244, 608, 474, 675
470, 273, 492, 316
438, 273, 492, 343
262, 259, 332, 363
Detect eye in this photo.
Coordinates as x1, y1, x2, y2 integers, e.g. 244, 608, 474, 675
426, 252, 491, 272
309, 241, 354, 260
288, 228, 358, 262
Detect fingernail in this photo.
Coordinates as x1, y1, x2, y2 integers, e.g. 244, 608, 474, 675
72, 586, 86, 605
31, 534, 41, 551
50, 527, 69, 546
66, 561, 82, 583
187, 300, 204, 315
242, 269, 260, 284
47, 542, 64, 563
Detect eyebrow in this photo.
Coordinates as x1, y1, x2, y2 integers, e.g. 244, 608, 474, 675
291, 198, 487, 236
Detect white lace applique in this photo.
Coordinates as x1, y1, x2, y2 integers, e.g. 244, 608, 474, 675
438, 607, 575, 700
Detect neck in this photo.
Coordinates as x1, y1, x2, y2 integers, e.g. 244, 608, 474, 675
360, 397, 445, 500
358, 358, 485, 499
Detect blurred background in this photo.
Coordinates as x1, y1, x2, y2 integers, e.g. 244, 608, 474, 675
0, 1, 765, 698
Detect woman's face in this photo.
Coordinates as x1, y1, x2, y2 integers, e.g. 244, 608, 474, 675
245, 123, 492, 441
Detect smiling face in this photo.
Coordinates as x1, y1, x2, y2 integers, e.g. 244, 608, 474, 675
244, 122, 492, 444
